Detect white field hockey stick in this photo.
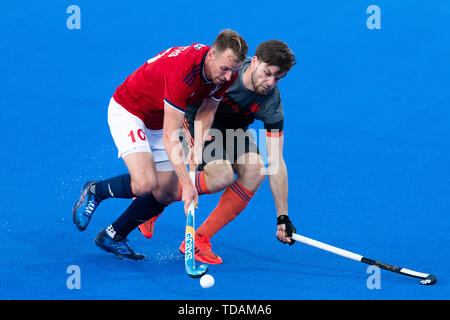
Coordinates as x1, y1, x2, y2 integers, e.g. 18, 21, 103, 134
291, 233, 437, 285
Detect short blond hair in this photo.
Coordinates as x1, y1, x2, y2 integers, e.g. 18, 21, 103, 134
211, 29, 248, 62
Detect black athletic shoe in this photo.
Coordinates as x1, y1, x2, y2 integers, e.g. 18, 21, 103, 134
94, 230, 146, 260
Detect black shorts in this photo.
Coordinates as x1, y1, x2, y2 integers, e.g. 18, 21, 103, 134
181, 120, 260, 171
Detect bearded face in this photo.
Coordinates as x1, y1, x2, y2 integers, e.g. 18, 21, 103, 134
250, 60, 287, 95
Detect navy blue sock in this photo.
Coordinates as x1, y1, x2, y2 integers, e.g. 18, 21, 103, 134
109, 193, 167, 240
91, 174, 134, 200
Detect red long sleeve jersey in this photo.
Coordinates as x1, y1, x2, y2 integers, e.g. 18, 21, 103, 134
113, 44, 237, 130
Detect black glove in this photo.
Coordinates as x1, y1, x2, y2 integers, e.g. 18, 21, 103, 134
277, 215, 296, 246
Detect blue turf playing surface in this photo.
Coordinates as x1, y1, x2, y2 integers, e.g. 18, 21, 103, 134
1, 0, 449, 300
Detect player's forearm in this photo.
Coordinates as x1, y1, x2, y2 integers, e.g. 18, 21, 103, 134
268, 158, 288, 216
191, 99, 218, 165
195, 107, 215, 133
163, 103, 192, 187
193, 99, 218, 144
163, 133, 191, 186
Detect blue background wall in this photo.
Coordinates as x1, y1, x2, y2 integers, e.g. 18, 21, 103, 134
0, 0, 449, 299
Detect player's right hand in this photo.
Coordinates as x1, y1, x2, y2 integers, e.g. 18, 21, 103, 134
182, 181, 198, 215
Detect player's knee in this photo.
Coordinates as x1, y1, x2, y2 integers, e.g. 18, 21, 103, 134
204, 162, 234, 189
252, 168, 266, 186
164, 191, 179, 204
219, 166, 235, 187
153, 187, 178, 204
239, 164, 266, 189
131, 178, 157, 196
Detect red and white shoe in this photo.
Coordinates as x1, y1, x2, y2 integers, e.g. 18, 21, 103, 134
179, 234, 223, 264
138, 214, 161, 239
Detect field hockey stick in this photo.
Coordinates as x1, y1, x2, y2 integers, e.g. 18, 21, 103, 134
291, 233, 437, 285
184, 127, 208, 278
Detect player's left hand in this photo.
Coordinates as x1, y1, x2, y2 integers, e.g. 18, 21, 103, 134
276, 215, 296, 246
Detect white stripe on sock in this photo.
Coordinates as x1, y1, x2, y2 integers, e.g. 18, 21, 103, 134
107, 184, 114, 197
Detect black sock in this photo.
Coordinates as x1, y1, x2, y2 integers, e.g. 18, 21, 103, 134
91, 174, 134, 200
109, 193, 167, 241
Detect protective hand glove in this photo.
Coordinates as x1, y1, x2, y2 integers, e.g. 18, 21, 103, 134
276, 215, 296, 246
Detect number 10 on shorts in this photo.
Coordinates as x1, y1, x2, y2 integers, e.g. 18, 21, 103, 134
128, 129, 146, 143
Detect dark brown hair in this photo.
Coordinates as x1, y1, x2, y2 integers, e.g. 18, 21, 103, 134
212, 29, 248, 62
255, 40, 296, 74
